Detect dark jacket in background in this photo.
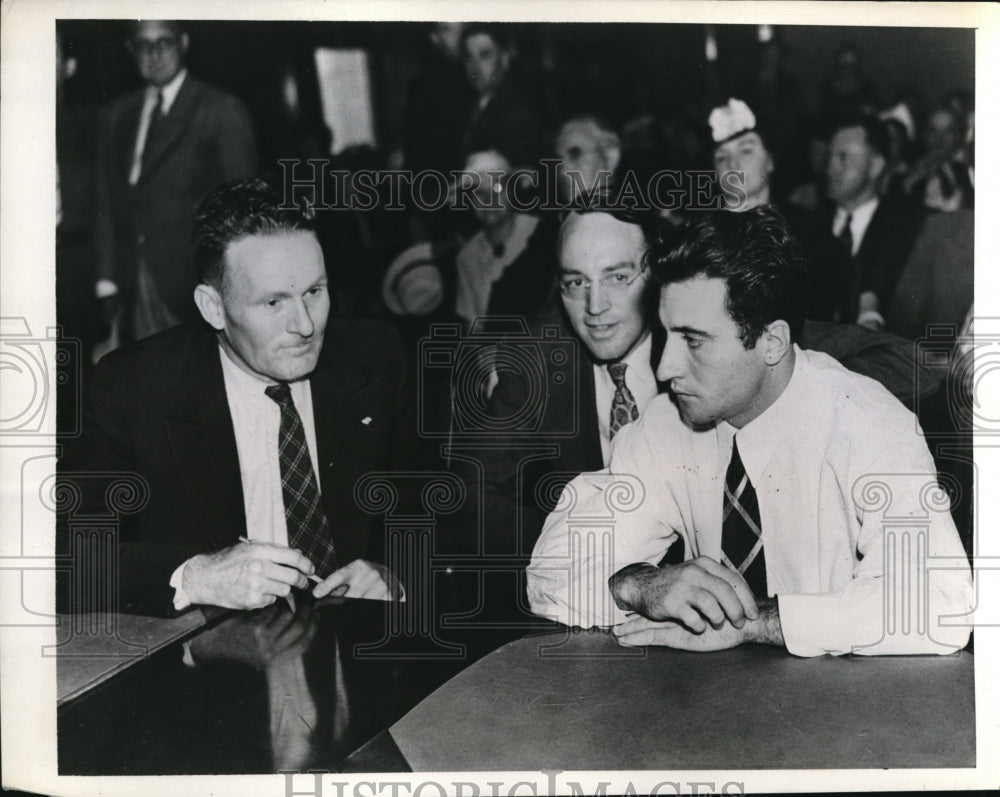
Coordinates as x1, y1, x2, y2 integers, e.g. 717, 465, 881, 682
95, 75, 257, 330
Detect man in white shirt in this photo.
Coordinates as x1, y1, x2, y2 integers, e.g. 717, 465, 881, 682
60, 179, 411, 615
527, 206, 972, 656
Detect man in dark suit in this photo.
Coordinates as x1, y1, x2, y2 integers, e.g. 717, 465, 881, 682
59, 179, 413, 616
824, 115, 924, 329
450, 210, 663, 562
95, 20, 257, 345
459, 23, 544, 169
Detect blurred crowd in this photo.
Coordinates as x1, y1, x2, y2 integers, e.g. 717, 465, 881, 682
56, 21, 975, 442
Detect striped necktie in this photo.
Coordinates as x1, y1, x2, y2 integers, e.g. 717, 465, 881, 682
265, 383, 338, 578
720, 439, 767, 597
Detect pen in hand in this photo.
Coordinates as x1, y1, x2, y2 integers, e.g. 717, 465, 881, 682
238, 536, 323, 583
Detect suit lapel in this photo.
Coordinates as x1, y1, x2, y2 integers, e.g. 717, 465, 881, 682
162, 332, 247, 551
309, 352, 375, 505
139, 76, 201, 184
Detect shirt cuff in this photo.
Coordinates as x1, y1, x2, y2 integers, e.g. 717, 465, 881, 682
95, 279, 119, 299
170, 561, 193, 612
856, 311, 886, 330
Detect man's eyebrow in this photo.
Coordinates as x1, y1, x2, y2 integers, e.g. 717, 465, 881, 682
670, 324, 714, 338
559, 261, 636, 278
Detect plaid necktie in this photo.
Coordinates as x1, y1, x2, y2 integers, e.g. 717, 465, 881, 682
720, 439, 767, 597
265, 383, 338, 578
608, 362, 639, 439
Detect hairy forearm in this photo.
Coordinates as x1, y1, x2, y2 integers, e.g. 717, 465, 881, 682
743, 598, 784, 646
609, 562, 659, 613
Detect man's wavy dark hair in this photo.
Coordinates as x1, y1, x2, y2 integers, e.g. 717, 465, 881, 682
193, 177, 316, 289
644, 206, 808, 348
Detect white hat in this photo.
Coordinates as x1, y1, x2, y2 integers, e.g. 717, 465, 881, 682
879, 103, 915, 141
708, 98, 758, 144
382, 242, 443, 317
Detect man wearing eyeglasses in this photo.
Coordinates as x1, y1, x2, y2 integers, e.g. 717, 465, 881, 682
446, 210, 669, 576
94, 20, 257, 348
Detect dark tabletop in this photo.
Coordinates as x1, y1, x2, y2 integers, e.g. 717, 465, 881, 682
388, 628, 976, 771
57, 594, 975, 775
57, 593, 552, 775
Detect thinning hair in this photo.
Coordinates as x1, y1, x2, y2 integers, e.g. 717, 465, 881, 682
645, 206, 808, 347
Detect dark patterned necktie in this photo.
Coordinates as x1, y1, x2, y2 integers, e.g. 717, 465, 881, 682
265, 383, 338, 578
720, 439, 768, 597
608, 362, 639, 439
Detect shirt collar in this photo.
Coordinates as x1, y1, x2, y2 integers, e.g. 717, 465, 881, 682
219, 342, 278, 398
722, 344, 807, 487
836, 195, 879, 234
149, 68, 187, 114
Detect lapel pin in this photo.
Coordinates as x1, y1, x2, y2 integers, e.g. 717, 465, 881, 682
362, 416, 373, 425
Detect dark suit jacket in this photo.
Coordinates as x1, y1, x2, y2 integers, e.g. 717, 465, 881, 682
57, 320, 415, 616
447, 312, 667, 560
887, 209, 974, 340
461, 73, 545, 169
821, 194, 925, 319
95, 75, 257, 326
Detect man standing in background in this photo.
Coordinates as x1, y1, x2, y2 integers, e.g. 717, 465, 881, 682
95, 20, 257, 349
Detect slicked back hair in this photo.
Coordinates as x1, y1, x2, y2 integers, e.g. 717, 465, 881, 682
193, 178, 316, 290
645, 206, 808, 348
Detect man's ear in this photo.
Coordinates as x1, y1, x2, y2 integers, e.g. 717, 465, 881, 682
868, 152, 887, 184
761, 319, 791, 365
193, 284, 225, 331
603, 144, 622, 175
179, 32, 190, 57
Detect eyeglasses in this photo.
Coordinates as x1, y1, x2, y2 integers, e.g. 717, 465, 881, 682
129, 36, 181, 57
559, 267, 647, 301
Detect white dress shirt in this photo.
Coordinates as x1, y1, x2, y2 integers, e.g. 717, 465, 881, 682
170, 345, 321, 609
832, 196, 879, 257
455, 213, 539, 323
527, 347, 973, 657
593, 332, 657, 465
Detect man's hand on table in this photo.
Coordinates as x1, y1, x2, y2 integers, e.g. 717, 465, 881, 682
183, 542, 316, 610
312, 558, 403, 602
609, 556, 759, 632
613, 598, 784, 650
